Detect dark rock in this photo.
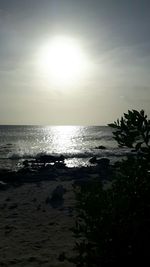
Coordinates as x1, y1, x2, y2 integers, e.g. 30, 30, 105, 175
59, 155, 65, 161
54, 161, 66, 169
95, 145, 106, 149
18, 168, 31, 175
36, 154, 65, 165
23, 160, 29, 167
97, 158, 110, 168
89, 156, 97, 164
89, 157, 110, 169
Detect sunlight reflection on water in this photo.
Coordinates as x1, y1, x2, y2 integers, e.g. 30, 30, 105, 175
0, 125, 117, 169
42, 126, 82, 154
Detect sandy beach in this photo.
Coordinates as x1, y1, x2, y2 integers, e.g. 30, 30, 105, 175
0, 150, 112, 267
0, 177, 77, 267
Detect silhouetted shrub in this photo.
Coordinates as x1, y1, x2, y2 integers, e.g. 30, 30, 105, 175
109, 109, 150, 158
72, 110, 150, 266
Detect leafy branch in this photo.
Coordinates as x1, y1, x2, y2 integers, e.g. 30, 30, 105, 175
108, 109, 150, 155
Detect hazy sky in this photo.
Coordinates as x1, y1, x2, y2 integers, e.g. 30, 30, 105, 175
0, 0, 150, 125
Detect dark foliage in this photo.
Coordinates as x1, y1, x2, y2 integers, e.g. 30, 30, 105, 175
72, 110, 150, 266
108, 109, 150, 155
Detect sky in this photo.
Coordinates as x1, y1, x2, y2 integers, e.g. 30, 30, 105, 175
0, 0, 150, 125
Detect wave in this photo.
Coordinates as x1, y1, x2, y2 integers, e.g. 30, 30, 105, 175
5, 148, 131, 161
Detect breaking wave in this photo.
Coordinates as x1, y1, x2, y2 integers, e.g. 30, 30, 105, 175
6, 148, 131, 161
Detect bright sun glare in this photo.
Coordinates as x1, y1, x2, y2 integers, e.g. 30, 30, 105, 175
38, 36, 88, 86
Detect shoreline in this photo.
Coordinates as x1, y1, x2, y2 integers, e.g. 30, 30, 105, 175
0, 160, 111, 267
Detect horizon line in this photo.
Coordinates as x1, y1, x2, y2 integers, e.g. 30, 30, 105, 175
0, 124, 108, 127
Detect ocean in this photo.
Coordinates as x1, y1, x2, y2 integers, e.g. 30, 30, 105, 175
0, 125, 130, 170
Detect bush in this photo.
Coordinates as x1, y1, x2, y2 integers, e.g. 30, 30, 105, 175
72, 110, 150, 266
108, 109, 150, 158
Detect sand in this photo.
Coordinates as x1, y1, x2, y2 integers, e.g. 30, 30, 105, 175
0, 158, 112, 267
0, 179, 76, 267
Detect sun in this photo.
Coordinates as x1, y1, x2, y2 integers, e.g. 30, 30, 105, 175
37, 36, 88, 86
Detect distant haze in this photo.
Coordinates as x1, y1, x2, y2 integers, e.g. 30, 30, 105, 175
0, 0, 150, 125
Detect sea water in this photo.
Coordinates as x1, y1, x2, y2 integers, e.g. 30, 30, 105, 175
0, 125, 130, 170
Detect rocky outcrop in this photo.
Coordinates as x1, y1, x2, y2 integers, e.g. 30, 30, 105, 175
95, 145, 106, 149
36, 155, 65, 165
89, 157, 110, 168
